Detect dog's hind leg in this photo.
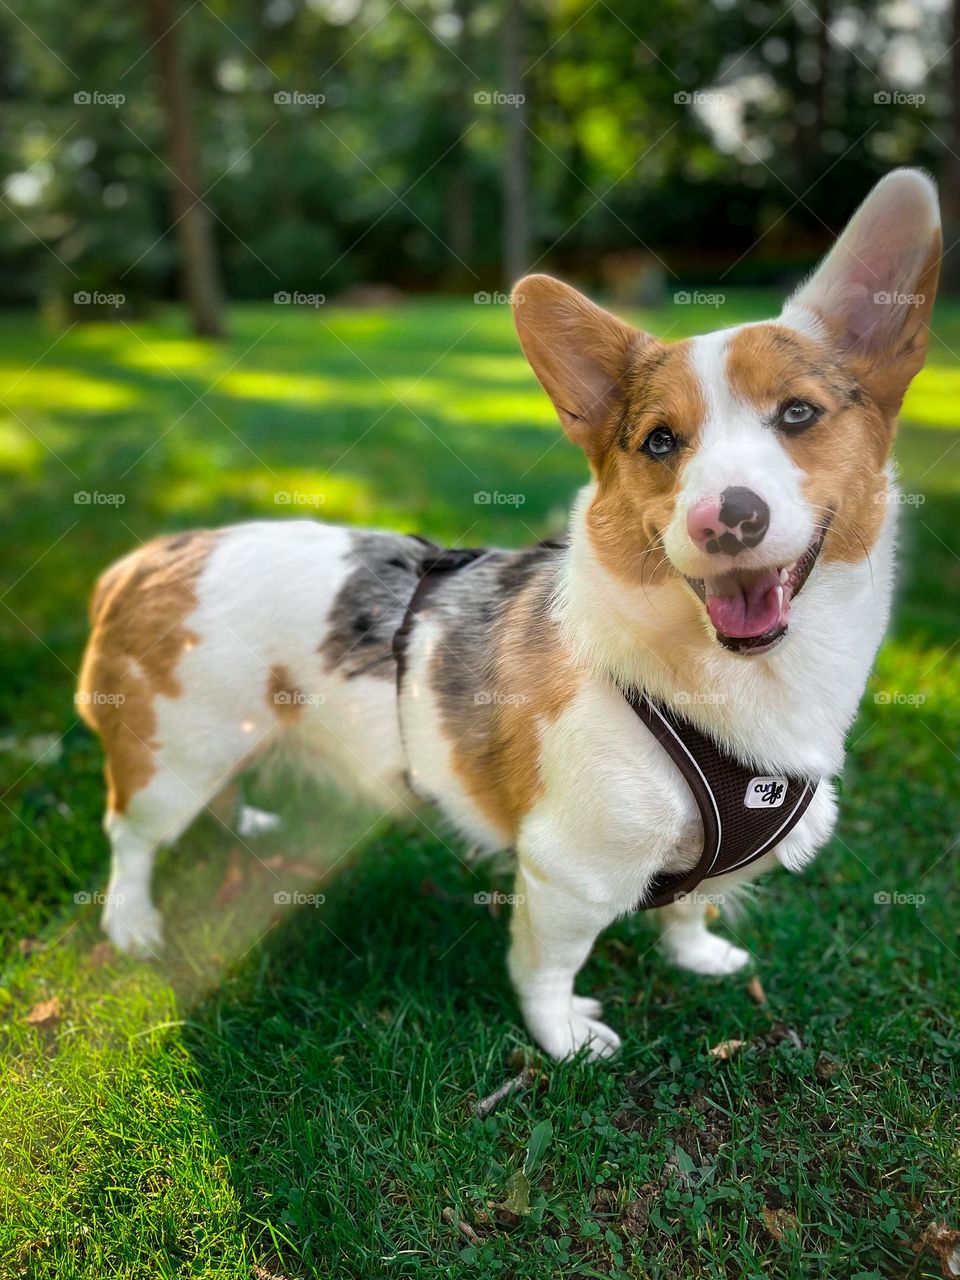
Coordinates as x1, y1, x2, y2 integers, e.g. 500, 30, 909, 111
101, 742, 257, 956
657, 896, 751, 976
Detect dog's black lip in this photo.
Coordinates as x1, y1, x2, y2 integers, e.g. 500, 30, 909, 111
716, 622, 788, 655
684, 516, 832, 653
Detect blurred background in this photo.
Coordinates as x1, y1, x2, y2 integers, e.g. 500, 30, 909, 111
5, 0, 960, 321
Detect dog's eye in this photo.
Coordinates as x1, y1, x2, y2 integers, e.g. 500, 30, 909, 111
641, 426, 678, 458
779, 400, 820, 430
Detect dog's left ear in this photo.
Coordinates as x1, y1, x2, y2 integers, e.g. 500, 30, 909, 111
781, 168, 941, 415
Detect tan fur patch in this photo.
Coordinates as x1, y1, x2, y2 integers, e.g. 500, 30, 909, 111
725, 324, 893, 564
267, 664, 303, 721
77, 530, 217, 813
587, 340, 706, 586
430, 561, 582, 842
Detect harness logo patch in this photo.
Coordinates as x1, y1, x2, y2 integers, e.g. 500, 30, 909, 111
745, 776, 787, 809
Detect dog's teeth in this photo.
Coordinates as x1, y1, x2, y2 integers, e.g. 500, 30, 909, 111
779, 568, 789, 585
776, 584, 784, 611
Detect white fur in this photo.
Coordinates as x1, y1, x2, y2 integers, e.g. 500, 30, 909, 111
662, 327, 818, 579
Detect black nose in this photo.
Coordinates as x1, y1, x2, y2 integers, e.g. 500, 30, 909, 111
708, 486, 770, 556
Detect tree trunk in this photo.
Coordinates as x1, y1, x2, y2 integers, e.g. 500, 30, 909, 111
941, 0, 960, 291
445, 0, 474, 279
501, 0, 530, 286
147, 0, 224, 336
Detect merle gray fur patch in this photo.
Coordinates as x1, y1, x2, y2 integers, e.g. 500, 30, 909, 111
320, 531, 436, 680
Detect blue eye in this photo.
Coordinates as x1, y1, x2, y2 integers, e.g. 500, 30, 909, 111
780, 400, 819, 429
642, 427, 678, 457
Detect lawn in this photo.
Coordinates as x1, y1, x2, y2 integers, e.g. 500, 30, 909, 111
0, 294, 957, 1279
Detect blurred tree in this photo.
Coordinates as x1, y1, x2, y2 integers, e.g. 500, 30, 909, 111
147, 0, 224, 336
501, 0, 530, 285
939, 0, 960, 290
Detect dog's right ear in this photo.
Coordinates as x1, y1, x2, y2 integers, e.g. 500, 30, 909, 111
512, 275, 645, 461
780, 169, 941, 416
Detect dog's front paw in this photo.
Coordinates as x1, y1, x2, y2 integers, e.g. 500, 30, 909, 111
662, 928, 750, 977
102, 898, 164, 957
524, 997, 622, 1061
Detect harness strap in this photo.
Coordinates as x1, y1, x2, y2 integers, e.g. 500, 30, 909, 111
392, 542, 819, 911
392, 541, 492, 687
625, 689, 818, 908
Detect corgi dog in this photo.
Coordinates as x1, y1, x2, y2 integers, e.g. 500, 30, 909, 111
77, 169, 940, 1059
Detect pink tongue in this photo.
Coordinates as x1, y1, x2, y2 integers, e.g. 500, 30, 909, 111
706, 570, 786, 639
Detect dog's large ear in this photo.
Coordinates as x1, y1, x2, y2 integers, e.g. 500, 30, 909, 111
512, 275, 646, 461
781, 168, 941, 415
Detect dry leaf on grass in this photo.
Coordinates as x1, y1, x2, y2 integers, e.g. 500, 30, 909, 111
87, 940, 116, 968
746, 975, 767, 1006
815, 1054, 839, 1082
24, 997, 61, 1028
708, 1038, 745, 1061
913, 1222, 960, 1277
762, 1205, 799, 1241
252, 1263, 293, 1280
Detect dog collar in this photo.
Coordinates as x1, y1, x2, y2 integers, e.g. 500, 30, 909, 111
392, 542, 819, 909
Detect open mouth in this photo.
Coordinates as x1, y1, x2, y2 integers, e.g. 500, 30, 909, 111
686, 522, 829, 655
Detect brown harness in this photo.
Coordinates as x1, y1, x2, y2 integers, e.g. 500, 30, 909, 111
392, 543, 819, 909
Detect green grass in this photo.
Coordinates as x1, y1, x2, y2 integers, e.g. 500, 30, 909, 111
0, 295, 957, 1279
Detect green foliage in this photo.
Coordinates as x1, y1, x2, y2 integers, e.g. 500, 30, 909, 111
0, 0, 950, 303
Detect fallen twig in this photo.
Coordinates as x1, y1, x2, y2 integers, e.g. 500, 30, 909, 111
442, 1206, 481, 1244
475, 1068, 537, 1119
